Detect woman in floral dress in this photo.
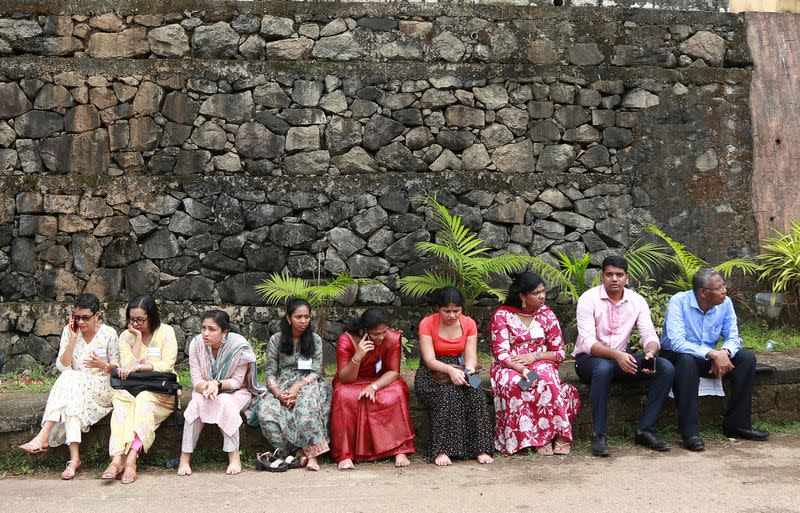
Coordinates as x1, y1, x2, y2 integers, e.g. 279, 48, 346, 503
490, 271, 580, 455
256, 299, 331, 471
18, 293, 119, 480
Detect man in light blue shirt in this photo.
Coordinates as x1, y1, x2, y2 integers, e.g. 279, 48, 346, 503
661, 268, 769, 451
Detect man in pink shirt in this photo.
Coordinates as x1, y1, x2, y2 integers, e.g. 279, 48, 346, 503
573, 256, 675, 456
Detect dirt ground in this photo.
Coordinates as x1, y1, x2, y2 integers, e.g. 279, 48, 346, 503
1, 437, 798, 513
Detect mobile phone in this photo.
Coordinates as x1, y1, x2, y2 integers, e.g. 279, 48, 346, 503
517, 370, 539, 391
71, 317, 79, 333
642, 357, 656, 372
465, 371, 482, 389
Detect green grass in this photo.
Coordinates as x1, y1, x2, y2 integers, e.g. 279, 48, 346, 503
0, 368, 56, 393
740, 321, 800, 352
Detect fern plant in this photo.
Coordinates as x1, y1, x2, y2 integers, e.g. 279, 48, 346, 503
646, 224, 760, 291
759, 221, 800, 298
255, 272, 375, 338
397, 196, 533, 305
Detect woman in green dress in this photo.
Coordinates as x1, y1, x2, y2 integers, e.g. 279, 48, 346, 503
256, 299, 331, 471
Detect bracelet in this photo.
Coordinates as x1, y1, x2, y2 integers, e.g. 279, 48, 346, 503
534, 352, 541, 361
351, 357, 362, 365
370, 383, 378, 392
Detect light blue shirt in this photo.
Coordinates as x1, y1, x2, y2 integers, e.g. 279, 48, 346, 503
660, 290, 742, 359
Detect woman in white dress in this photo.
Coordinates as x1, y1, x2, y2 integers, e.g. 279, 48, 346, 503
18, 293, 119, 480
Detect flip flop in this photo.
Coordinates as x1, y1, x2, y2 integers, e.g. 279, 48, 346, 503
101, 463, 124, 480
120, 465, 137, 485
18, 440, 48, 455
61, 460, 82, 480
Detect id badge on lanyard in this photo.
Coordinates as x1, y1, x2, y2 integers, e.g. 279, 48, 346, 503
147, 345, 161, 359
297, 357, 313, 370
95, 346, 108, 362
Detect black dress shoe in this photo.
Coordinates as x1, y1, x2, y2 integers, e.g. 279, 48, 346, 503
723, 427, 770, 441
683, 436, 705, 451
634, 430, 670, 452
591, 434, 611, 457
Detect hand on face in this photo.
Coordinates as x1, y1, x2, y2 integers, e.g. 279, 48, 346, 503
355, 333, 375, 359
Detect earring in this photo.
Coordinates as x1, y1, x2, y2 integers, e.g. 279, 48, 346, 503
522, 300, 527, 309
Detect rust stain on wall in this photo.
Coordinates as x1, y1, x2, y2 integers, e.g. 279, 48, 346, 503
747, 12, 800, 240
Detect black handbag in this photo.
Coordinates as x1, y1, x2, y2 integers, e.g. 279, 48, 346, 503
110, 369, 183, 425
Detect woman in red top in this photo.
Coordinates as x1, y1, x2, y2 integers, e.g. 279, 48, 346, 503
330, 308, 415, 470
414, 287, 494, 466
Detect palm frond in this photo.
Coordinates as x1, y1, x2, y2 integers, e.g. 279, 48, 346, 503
758, 221, 800, 293
471, 254, 534, 276
624, 241, 671, 284
526, 257, 579, 302
307, 273, 375, 306
397, 273, 458, 298
255, 272, 311, 304
714, 258, 760, 279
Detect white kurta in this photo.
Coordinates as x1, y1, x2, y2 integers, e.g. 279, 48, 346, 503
42, 324, 120, 446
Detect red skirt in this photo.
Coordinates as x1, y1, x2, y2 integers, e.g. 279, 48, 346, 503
330, 378, 415, 462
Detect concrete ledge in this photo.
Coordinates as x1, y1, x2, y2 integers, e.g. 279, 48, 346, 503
2, 350, 798, 461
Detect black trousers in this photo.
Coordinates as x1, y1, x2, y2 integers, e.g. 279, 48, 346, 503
661, 349, 756, 439
574, 353, 675, 436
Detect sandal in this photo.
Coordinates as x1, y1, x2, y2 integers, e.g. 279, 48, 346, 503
537, 444, 554, 456
120, 465, 137, 485
279, 452, 303, 470
18, 439, 48, 455
255, 451, 288, 473
553, 440, 572, 455
101, 463, 124, 480
61, 460, 82, 480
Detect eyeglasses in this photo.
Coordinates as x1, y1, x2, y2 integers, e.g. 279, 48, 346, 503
129, 316, 148, 325
73, 314, 96, 322
703, 285, 727, 293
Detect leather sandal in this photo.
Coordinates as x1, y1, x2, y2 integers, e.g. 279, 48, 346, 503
61, 460, 82, 480
553, 440, 572, 455
537, 443, 554, 456
18, 439, 48, 455
255, 451, 288, 472
101, 463, 124, 480
120, 465, 137, 484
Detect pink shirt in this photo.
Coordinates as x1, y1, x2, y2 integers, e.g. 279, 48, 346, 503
572, 285, 659, 357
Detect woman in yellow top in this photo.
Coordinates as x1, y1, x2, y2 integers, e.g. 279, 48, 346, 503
101, 295, 178, 484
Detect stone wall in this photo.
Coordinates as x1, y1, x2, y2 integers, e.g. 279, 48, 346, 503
0, 1, 760, 371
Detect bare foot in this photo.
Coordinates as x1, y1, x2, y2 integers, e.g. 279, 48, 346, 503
476, 453, 493, 464
395, 453, 411, 467
177, 453, 192, 476
337, 459, 354, 470
305, 456, 320, 471
434, 453, 452, 466
226, 452, 242, 475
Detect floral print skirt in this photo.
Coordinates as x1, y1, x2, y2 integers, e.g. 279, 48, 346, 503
256, 369, 332, 457
491, 360, 580, 455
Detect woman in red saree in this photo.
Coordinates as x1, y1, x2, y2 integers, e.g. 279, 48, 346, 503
330, 308, 415, 470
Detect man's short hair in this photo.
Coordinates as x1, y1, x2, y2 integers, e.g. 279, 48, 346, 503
601, 255, 628, 273
692, 267, 722, 292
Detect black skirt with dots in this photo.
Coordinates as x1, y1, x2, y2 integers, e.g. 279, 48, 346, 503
414, 355, 494, 462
